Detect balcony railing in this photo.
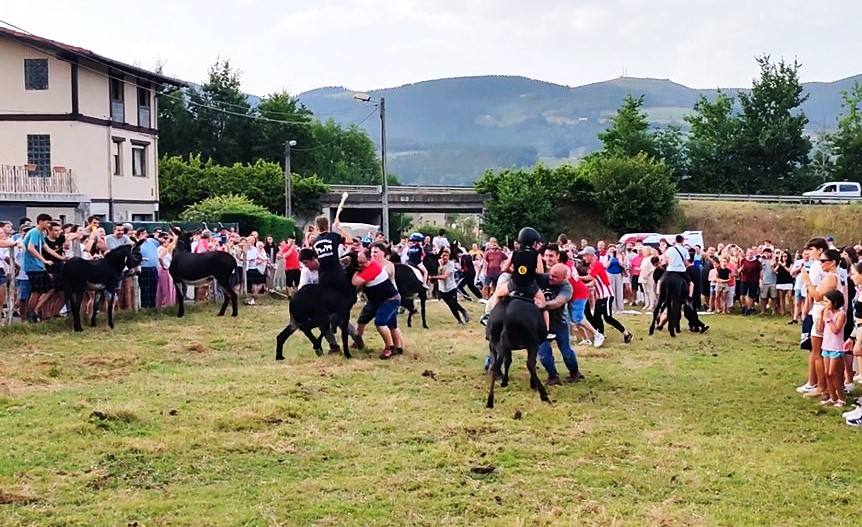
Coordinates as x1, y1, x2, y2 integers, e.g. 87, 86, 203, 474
0, 165, 79, 194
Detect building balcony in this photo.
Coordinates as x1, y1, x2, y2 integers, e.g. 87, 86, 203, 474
0, 164, 89, 203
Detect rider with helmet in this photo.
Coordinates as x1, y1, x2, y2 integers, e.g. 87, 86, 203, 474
484, 227, 554, 339
405, 232, 429, 285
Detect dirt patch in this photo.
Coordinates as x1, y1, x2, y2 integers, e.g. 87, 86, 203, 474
0, 489, 38, 505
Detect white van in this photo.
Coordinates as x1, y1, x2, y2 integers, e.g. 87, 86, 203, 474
642, 230, 705, 249
802, 181, 861, 202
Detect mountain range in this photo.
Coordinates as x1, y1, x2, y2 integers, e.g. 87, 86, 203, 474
293, 74, 862, 185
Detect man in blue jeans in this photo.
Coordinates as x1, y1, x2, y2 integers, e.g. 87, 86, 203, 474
538, 263, 583, 384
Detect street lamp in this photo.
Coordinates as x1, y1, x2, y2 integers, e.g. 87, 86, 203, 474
285, 139, 297, 218
353, 92, 389, 238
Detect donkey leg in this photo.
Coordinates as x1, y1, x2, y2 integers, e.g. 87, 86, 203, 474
502, 348, 513, 388
405, 299, 414, 328
217, 283, 230, 316
420, 293, 428, 329
175, 281, 185, 318
107, 290, 116, 329
275, 322, 298, 360
90, 291, 103, 327
527, 345, 551, 403
486, 342, 499, 409
70, 291, 84, 332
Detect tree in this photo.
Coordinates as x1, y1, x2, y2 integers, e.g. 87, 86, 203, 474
303, 120, 384, 185
684, 92, 741, 192
475, 164, 574, 242
736, 56, 811, 193
187, 60, 259, 165
580, 154, 677, 232
654, 125, 688, 185
830, 83, 862, 183
598, 95, 657, 158
253, 91, 315, 172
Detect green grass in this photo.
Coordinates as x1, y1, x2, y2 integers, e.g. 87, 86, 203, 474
1, 299, 860, 526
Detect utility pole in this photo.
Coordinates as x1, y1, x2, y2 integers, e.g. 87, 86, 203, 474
284, 140, 296, 217
380, 97, 389, 238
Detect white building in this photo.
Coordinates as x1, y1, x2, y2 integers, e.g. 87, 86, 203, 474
0, 27, 185, 223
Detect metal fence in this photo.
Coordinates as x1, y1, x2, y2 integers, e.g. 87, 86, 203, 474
677, 193, 862, 204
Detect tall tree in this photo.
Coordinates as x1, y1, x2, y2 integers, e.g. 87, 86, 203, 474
830, 83, 862, 183
188, 60, 258, 165
736, 56, 811, 193
253, 91, 315, 171
684, 91, 741, 192
598, 95, 657, 158
303, 120, 383, 185
654, 125, 688, 185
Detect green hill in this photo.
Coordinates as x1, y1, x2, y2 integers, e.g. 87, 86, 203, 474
296, 74, 862, 185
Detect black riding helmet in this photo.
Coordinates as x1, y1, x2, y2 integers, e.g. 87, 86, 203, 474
517, 227, 542, 246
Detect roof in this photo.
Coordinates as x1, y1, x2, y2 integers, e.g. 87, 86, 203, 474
0, 26, 187, 87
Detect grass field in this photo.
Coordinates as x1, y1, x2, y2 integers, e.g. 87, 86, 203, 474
1, 299, 861, 526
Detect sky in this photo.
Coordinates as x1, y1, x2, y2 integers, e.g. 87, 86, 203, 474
2, 0, 861, 97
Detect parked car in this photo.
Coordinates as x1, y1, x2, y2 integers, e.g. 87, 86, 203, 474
618, 232, 661, 246
802, 181, 862, 202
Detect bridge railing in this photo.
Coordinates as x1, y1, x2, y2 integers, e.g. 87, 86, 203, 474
326, 184, 478, 194
677, 193, 862, 203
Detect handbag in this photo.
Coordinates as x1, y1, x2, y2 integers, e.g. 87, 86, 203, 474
800, 314, 813, 350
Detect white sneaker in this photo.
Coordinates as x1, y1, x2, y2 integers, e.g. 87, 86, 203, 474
478, 298, 489, 304
842, 406, 862, 420
593, 333, 605, 348
796, 383, 816, 394
579, 339, 592, 346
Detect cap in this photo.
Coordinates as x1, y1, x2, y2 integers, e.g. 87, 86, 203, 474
579, 246, 596, 256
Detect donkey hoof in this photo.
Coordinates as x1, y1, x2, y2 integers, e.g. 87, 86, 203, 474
313, 348, 324, 357
275, 354, 285, 361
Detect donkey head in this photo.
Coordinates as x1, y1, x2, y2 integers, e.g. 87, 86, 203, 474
170, 226, 193, 253
125, 239, 145, 272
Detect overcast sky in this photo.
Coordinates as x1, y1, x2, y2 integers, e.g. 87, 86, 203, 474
3, 0, 860, 96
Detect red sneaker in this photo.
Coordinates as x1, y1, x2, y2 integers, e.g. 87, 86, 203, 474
379, 347, 394, 360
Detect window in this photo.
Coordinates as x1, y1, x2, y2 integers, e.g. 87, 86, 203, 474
823, 185, 836, 193
131, 214, 153, 222
24, 59, 48, 90
132, 144, 146, 177
840, 184, 857, 193
26, 135, 51, 177
137, 86, 151, 127
112, 139, 124, 175
110, 75, 124, 123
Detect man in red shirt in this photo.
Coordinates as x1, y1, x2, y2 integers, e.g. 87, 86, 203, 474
352, 249, 402, 359
582, 246, 633, 344
281, 235, 301, 297
738, 248, 762, 315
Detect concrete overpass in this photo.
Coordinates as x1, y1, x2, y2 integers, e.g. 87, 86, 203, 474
319, 184, 486, 225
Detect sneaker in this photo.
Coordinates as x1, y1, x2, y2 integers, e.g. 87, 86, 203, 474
802, 390, 826, 399
546, 375, 562, 386
796, 383, 816, 394
546, 332, 556, 341
462, 312, 471, 323
379, 347, 394, 360
579, 339, 592, 346
478, 298, 489, 304
479, 314, 489, 327
847, 416, 862, 427
593, 333, 605, 348
842, 406, 862, 420
700, 325, 710, 334
568, 371, 585, 383
834, 400, 846, 408
788, 319, 799, 325
623, 331, 634, 344
820, 398, 835, 406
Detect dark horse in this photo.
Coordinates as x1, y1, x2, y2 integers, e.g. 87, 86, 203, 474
391, 257, 428, 329
649, 271, 687, 337
485, 296, 550, 409
63, 241, 144, 332
275, 252, 359, 360
169, 227, 238, 318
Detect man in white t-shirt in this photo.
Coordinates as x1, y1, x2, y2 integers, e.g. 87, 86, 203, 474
432, 229, 450, 254
298, 248, 319, 290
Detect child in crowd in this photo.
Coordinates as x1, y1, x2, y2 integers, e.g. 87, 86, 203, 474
715, 257, 731, 314
819, 289, 846, 407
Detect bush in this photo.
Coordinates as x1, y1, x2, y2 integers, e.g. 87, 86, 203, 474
580, 153, 677, 232
179, 195, 296, 240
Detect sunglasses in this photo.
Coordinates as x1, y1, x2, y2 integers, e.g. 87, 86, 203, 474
819, 258, 832, 263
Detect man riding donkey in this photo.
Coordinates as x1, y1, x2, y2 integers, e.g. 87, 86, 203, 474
311, 214, 356, 351
482, 227, 555, 340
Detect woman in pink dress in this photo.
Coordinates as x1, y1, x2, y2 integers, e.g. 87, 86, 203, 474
156, 235, 176, 308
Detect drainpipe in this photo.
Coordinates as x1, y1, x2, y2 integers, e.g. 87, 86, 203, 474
106, 122, 114, 221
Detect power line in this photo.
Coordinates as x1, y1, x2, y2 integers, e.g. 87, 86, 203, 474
292, 108, 378, 152
0, 18, 368, 127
